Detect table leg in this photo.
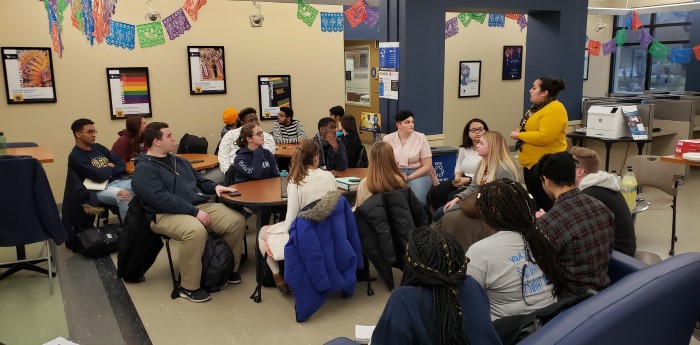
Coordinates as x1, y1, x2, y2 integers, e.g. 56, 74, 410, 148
636, 142, 646, 155
0, 246, 53, 281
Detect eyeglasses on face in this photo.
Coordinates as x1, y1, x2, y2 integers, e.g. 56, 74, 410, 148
254, 131, 264, 137
469, 128, 485, 133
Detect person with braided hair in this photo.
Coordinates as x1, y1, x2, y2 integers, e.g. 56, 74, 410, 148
466, 179, 569, 320
372, 226, 501, 345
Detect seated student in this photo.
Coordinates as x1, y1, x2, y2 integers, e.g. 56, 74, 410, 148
383, 110, 433, 205
111, 115, 147, 163
132, 122, 246, 303
272, 106, 307, 144
354, 141, 405, 209
571, 146, 636, 256
313, 117, 348, 172
372, 226, 501, 345
329, 105, 345, 136
68, 118, 133, 222
232, 123, 280, 183
427, 118, 487, 215
535, 152, 615, 297
340, 114, 366, 168
220, 107, 239, 139
218, 107, 275, 175
467, 179, 568, 320
258, 140, 337, 292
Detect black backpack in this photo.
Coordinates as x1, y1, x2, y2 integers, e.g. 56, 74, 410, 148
356, 145, 369, 168
200, 233, 234, 292
177, 133, 208, 154
76, 223, 121, 258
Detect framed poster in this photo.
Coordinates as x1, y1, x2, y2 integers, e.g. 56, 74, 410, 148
187, 46, 226, 95
458, 61, 481, 98
502, 45, 523, 80
583, 49, 590, 80
106, 67, 152, 119
2, 47, 57, 104
258, 75, 292, 121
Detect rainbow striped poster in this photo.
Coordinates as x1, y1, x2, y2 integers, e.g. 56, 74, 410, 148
107, 67, 152, 119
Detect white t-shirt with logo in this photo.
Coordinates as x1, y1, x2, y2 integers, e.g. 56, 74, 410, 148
466, 231, 557, 320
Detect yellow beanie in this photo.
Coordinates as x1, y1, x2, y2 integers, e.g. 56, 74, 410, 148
222, 107, 239, 125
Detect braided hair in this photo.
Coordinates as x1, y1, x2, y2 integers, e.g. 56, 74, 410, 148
475, 179, 570, 299
401, 226, 469, 345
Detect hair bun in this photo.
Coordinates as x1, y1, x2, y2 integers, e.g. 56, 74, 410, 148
555, 79, 566, 92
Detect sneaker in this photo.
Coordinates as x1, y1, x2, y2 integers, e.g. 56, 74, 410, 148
229, 272, 242, 284
178, 287, 211, 303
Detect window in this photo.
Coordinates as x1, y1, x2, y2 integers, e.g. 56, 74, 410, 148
345, 46, 371, 107
610, 12, 691, 93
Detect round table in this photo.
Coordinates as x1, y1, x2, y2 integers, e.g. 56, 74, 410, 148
126, 153, 218, 174
274, 143, 299, 158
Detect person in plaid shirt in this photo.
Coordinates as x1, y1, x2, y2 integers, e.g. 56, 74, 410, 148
534, 151, 615, 297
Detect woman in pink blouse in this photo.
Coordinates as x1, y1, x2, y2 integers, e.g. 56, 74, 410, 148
383, 110, 433, 204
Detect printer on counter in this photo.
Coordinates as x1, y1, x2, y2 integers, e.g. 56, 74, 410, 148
586, 106, 631, 139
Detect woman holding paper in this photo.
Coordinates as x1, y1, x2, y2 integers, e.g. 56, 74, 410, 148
510, 77, 568, 211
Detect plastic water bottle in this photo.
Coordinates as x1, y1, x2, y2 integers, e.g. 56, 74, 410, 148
621, 166, 638, 212
280, 170, 289, 198
0, 132, 6, 154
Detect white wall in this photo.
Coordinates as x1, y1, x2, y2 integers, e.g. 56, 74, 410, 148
0, 1, 345, 200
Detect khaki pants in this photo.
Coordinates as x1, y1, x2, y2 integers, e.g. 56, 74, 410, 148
151, 202, 245, 290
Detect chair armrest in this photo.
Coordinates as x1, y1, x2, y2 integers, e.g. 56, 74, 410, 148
608, 250, 648, 283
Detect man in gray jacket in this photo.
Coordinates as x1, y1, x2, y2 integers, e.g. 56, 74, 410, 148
571, 146, 636, 256
132, 122, 245, 303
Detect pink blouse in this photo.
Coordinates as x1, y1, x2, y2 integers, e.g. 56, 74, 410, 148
383, 131, 432, 169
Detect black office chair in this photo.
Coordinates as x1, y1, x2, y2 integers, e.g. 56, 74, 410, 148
0, 156, 67, 295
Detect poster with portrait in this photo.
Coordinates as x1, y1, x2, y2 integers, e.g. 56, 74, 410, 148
106, 67, 152, 119
502, 45, 523, 80
359, 112, 381, 133
258, 75, 292, 120
458, 61, 481, 98
2, 47, 57, 104
187, 46, 226, 95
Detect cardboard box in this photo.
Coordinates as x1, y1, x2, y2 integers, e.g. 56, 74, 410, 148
675, 139, 700, 155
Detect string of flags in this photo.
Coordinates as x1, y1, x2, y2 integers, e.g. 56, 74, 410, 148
586, 10, 700, 64
446, 12, 527, 39
296, 0, 379, 32
44, 0, 207, 57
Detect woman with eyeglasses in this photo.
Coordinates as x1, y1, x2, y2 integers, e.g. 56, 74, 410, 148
232, 123, 280, 183
427, 118, 488, 217
510, 77, 568, 212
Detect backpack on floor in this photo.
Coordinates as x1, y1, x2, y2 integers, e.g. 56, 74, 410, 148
201, 233, 234, 292
77, 223, 122, 258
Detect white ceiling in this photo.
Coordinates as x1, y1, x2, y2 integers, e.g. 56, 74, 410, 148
589, 1, 700, 15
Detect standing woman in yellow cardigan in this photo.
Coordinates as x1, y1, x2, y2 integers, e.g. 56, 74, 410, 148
510, 77, 568, 211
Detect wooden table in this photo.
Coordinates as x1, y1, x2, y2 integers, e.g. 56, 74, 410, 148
274, 143, 299, 158
3, 146, 54, 163
219, 167, 367, 303
126, 153, 218, 173
660, 154, 700, 168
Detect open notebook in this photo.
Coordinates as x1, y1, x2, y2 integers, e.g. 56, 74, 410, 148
355, 325, 375, 344
83, 178, 108, 191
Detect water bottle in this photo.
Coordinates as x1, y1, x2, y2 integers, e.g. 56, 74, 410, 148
280, 170, 289, 198
0, 132, 6, 154
620, 166, 638, 212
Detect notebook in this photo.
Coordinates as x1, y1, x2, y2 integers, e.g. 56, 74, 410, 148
355, 325, 375, 345
83, 178, 108, 191
336, 177, 361, 191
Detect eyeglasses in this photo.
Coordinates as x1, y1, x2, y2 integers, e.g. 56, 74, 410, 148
83, 130, 98, 135
469, 128, 485, 133
254, 131, 264, 137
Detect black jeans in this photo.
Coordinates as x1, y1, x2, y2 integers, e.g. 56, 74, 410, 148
523, 165, 554, 212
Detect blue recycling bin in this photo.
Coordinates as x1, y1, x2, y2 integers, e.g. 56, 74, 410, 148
431, 146, 458, 182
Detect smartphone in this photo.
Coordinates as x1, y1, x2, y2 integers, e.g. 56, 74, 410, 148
228, 191, 241, 197
348, 178, 362, 183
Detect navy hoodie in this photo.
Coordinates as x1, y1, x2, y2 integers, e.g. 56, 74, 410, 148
132, 153, 217, 222
232, 146, 280, 183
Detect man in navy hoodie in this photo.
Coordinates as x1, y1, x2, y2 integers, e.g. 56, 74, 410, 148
68, 118, 133, 222
132, 122, 245, 303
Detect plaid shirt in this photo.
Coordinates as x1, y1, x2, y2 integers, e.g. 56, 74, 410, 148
537, 188, 615, 297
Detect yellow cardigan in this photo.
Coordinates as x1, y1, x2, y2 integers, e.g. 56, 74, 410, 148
517, 100, 568, 169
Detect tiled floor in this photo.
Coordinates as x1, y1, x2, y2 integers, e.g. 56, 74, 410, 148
2, 168, 700, 345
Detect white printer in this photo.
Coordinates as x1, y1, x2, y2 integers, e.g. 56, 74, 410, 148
586, 106, 631, 139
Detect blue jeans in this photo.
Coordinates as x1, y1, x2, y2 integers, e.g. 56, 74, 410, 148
96, 179, 133, 222
401, 168, 431, 205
